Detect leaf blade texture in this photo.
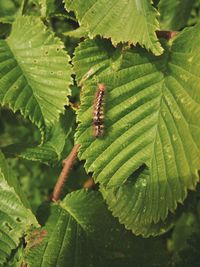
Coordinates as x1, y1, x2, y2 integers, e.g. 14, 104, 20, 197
0, 151, 37, 266
75, 25, 200, 234
0, 16, 72, 128
158, 0, 195, 31
25, 189, 141, 266
65, 0, 163, 55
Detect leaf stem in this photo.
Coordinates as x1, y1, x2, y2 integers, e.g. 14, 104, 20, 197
83, 177, 95, 189
156, 30, 178, 40
19, 0, 29, 15
69, 102, 80, 111
52, 144, 80, 202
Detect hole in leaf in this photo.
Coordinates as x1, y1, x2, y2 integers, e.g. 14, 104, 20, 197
127, 164, 148, 184
16, 217, 22, 223
45, 50, 49, 55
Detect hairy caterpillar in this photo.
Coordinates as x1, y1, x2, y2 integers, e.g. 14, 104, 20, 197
93, 83, 106, 138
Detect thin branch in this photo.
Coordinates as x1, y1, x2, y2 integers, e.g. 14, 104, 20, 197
156, 30, 178, 40
52, 144, 80, 202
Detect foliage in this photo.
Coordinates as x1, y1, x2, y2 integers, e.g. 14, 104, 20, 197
0, 0, 200, 266
0, 151, 37, 265
24, 190, 170, 267
64, 0, 163, 55
158, 0, 195, 30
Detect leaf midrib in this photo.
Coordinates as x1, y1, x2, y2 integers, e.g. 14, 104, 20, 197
60, 202, 87, 233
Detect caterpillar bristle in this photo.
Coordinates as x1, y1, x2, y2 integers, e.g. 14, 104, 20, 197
93, 83, 106, 138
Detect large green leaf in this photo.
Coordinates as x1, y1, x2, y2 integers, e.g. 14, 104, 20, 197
24, 190, 136, 267
100, 168, 175, 237
25, 189, 170, 267
0, 16, 72, 128
102, 170, 200, 237
0, 151, 37, 266
75, 25, 200, 231
65, 0, 163, 55
2, 109, 74, 165
158, 0, 195, 31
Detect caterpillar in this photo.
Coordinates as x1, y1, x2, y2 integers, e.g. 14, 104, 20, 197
93, 83, 106, 138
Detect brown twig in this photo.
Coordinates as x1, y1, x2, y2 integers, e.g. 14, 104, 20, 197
52, 144, 80, 202
156, 30, 178, 40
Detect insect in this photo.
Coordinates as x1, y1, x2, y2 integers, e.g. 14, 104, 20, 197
93, 83, 106, 138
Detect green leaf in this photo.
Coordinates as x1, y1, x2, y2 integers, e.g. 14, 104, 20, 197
102, 171, 200, 237
63, 26, 88, 40
2, 109, 74, 165
64, 0, 163, 55
187, 0, 200, 27
100, 168, 175, 237
170, 212, 199, 253
25, 190, 137, 267
0, 151, 38, 266
73, 38, 119, 86
158, 0, 195, 31
75, 25, 200, 230
0, 0, 22, 23
39, 0, 65, 17
0, 16, 72, 128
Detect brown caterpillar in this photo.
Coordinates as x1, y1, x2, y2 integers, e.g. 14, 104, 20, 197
93, 83, 106, 138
